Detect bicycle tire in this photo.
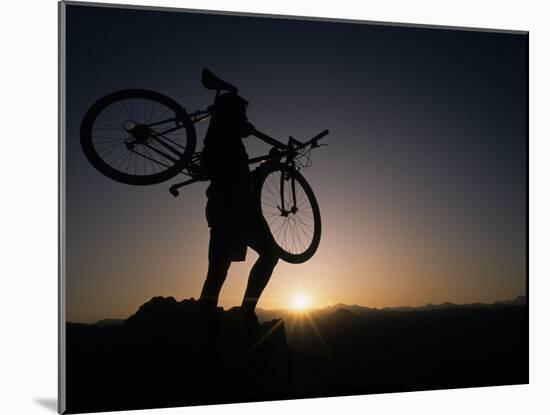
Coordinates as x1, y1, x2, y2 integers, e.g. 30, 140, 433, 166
253, 162, 322, 264
80, 89, 196, 185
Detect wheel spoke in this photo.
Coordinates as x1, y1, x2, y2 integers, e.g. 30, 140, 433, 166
87, 95, 192, 179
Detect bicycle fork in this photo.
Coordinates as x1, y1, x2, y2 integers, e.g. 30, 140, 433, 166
278, 172, 298, 217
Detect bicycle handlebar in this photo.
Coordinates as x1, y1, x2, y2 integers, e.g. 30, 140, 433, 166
250, 128, 329, 151
299, 129, 329, 149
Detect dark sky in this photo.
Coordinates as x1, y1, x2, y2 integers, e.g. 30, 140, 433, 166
65, 4, 527, 323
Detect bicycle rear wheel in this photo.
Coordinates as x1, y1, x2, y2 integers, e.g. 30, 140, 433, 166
80, 89, 196, 185
254, 163, 321, 264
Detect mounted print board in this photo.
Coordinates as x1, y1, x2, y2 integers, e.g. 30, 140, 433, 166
59, 1, 528, 413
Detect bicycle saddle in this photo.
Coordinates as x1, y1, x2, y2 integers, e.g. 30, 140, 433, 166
201, 68, 238, 93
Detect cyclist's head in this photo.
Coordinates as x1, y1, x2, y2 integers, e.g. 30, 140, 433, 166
214, 92, 248, 117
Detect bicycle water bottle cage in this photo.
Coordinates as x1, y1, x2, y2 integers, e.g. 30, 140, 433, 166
201, 68, 238, 93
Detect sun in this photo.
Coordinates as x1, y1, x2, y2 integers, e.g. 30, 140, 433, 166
290, 293, 312, 311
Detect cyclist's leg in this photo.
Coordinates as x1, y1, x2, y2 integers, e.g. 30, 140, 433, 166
242, 216, 279, 313
241, 255, 278, 313
200, 228, 232, 309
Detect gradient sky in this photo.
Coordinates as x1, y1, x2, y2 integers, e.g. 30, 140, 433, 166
64, 4, 527, 323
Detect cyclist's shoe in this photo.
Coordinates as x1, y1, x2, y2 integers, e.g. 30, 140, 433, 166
224, 306, 260, 340
197, 299, 222, 329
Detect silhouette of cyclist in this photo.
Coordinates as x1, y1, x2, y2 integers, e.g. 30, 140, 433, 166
199, 92, 278, 316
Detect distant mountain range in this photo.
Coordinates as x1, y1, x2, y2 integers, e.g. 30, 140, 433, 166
255, 295, 526, 323
88, 295, 526, 326
328, 295, 526, 312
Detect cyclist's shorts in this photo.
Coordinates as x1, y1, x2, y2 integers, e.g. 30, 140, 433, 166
207, 211, 277, 262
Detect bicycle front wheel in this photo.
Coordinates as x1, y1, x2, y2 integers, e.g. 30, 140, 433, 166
254, 163, 322, 264
80, 89, 196, 185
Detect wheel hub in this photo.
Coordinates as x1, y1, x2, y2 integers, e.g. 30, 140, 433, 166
278, 206, 298, 217
123, 121, 153, 145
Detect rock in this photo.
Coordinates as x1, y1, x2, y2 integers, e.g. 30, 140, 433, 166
66, 297, 293, 413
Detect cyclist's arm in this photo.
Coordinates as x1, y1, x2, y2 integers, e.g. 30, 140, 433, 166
242, 121, 256, 138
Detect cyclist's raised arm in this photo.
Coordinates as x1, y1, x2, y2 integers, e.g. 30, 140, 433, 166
249, 128, 287, 149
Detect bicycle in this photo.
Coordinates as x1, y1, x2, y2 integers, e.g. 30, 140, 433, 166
80, 69, 329, 264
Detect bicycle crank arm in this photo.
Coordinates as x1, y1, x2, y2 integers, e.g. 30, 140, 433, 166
169, 178, 199, 197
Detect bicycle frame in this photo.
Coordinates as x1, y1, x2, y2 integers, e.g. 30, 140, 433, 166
166, 109, 328, 198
